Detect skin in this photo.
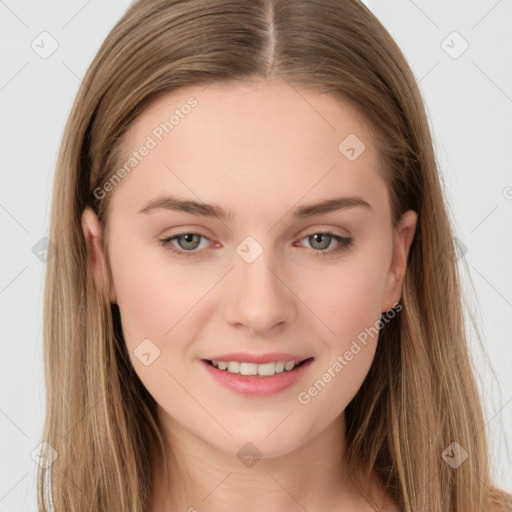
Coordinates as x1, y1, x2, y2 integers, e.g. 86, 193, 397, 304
82, 76, 416, 511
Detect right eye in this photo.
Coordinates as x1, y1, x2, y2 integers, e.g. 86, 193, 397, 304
159, 232, 213, 257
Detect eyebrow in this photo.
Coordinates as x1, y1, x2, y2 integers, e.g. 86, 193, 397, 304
138, 194, 372, 220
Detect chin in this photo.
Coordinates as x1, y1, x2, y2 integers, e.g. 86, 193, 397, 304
212, 423, 310, 461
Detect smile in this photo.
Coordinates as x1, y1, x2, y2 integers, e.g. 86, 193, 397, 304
208, 359, 309, 376
202, 357, 314, 397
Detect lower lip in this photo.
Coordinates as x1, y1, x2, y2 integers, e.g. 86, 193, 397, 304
201, 358, 314, 397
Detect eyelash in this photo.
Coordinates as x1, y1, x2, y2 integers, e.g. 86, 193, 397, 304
158, 231, 353, 258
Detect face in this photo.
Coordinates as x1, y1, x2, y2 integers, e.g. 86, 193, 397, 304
82, 76, 416, 459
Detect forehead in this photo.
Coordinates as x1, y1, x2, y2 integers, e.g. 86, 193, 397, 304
109, 76, 387, 218
125, 76, 375, 158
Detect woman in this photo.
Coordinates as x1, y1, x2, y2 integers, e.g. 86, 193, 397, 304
39, 0, 512, 510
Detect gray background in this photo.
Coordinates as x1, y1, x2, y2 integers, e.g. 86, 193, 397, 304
1, 0, 511, 509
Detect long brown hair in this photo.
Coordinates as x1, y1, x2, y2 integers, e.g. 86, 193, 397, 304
39, 0, 512, 510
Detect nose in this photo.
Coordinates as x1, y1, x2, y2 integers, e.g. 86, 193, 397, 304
222, 248, 297, 336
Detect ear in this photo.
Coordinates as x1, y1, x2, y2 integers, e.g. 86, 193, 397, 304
81, 207, 117, 303
381, 209, 418, 313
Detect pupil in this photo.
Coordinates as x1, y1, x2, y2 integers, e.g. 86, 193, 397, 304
180, 234, 199, 250
312, 233, 329, 250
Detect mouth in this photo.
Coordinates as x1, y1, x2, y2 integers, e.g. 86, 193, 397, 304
201, 357, 315, 397
203, 357, 313, 376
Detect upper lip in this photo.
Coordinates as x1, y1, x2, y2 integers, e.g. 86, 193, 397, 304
203, 352, 313, 364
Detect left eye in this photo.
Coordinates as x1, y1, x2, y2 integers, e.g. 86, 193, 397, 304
159, 231, 353, 258
295, 231, 353, 257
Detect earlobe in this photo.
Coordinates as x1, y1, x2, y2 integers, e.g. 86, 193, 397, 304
381, 210, 418, 312
81, 207, 116, 302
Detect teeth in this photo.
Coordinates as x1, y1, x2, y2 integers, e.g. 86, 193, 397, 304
211, 360, 301, 376
227, 361, 240, 373
257, 362, 276, 376
284, 361, 296, 371
239, 362, 258, 375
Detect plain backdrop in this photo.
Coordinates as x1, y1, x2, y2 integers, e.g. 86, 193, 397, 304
1, 0, 511, 510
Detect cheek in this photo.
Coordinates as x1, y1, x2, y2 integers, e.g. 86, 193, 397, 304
294, 265, 386, 420
303, 255, 388, 346
292, 245, 389, 407
108, 239, 207, 344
